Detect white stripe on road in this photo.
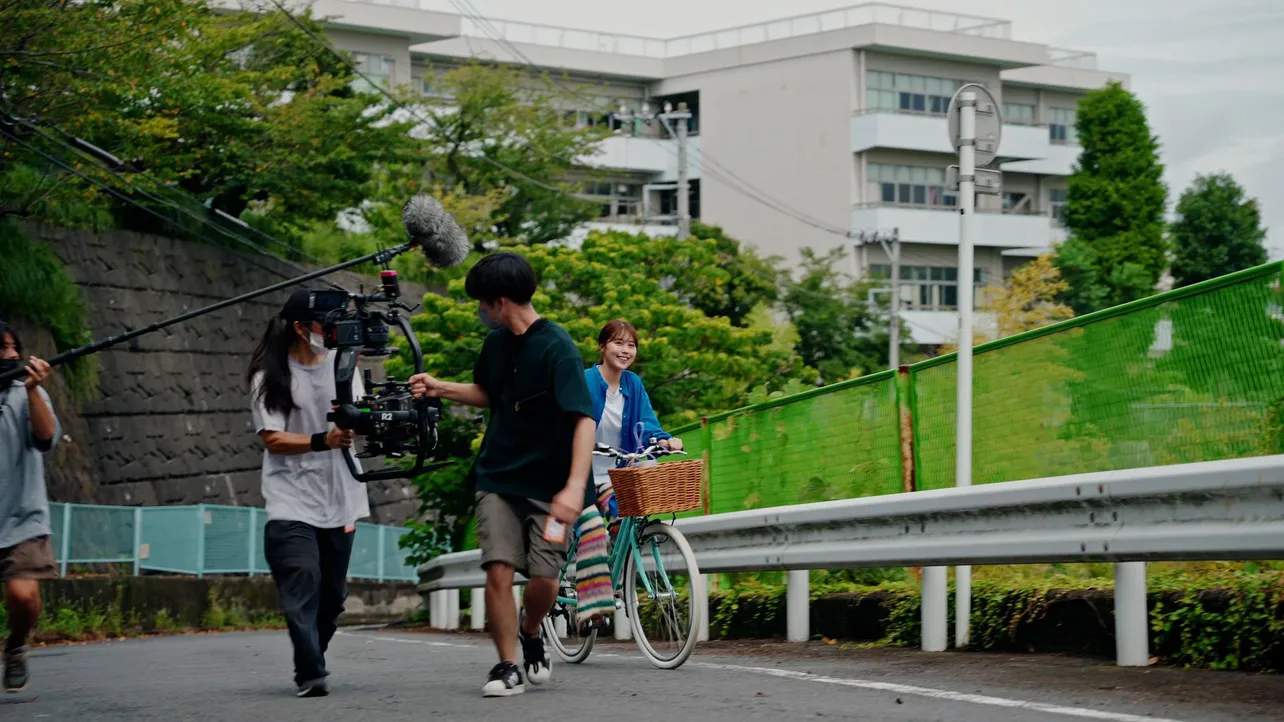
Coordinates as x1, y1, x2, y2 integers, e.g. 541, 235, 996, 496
683, 661, 1189, 722
345, 633, 1189, 722
334, 630, 479, 649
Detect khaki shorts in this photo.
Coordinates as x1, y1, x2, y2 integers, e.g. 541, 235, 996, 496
0, 536, 58, 582
475, 492, 568, 580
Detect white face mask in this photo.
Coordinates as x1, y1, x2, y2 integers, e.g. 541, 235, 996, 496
308, 332, 327, 354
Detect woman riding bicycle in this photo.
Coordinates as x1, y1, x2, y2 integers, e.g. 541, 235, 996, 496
572, 320, 683, 630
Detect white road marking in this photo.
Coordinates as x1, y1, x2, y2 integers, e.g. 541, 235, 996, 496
345, 633, 1190, 722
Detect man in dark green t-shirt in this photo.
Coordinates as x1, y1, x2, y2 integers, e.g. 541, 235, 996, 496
410, 252, 594, 698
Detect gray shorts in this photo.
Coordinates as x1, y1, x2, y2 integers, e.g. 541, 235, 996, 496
475, 492, 568, 580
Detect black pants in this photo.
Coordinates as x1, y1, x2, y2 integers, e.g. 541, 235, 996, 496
264, 520, 354, 686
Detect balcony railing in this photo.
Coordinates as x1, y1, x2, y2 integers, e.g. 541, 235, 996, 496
439, 3, 1016, 58
853, 201, 1054, 217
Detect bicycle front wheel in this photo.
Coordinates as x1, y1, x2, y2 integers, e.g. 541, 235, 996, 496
623, 522, 703, 670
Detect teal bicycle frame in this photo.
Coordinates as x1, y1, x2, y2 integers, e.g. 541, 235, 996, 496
554, 514, 677, 612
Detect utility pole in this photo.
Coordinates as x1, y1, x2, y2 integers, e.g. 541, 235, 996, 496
856, 228, 902, 369
673, 101, 692, 240
618, 101, 692, 239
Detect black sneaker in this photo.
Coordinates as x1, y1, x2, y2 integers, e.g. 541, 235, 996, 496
296, 678, 329, 698
482, 661, 524, 697
3, 646, 28, 693
518, 626, 552, 685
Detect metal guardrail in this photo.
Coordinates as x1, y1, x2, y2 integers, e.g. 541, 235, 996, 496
418, 456, 1284, 663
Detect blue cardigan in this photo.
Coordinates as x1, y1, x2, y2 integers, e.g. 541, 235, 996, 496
584, 365, 671, 455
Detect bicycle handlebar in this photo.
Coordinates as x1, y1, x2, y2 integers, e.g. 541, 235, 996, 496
592, 443, 687, 463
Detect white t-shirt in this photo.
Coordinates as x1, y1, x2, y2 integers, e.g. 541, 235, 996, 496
250, 352, 370, 529
592, 385, 625, 488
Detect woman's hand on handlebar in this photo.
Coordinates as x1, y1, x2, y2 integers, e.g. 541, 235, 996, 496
327, 426, 355, 449
658, 437, 684, 452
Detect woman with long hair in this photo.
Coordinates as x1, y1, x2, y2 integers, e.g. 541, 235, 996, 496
573, 320, 683, 631
246, 289, 368, 698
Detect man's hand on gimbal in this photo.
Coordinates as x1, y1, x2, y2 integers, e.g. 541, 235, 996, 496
409, 373, 443, 399
410, 374, 489, 409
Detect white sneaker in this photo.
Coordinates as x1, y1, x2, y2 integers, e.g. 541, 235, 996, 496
483, 662, 525, 697
519, 627, 552, 685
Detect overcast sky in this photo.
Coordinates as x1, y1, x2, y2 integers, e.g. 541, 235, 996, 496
422, 0, 1284, 258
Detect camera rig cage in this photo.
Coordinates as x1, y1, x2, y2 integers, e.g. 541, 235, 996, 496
310, 270, 450, 483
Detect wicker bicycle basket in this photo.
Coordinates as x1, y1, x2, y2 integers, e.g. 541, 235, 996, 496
608, 459, 704, 517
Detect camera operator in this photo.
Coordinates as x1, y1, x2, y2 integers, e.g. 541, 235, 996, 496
0, 319, 58, 694
246, 290, 369, 699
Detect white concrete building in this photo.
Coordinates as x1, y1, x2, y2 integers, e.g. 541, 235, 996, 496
287, 1, 1128, 345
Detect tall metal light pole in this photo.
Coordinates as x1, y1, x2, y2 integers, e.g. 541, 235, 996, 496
926, 83, 1003, 653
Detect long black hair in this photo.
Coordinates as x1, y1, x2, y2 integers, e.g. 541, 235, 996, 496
0, 318, 22, 356
246, 316, 300, 416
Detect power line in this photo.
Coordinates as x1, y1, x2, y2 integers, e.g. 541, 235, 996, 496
1, 120, 347, 291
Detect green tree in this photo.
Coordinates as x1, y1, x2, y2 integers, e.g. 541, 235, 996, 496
416, 63, 608, 247
781, 246, 901, 384
665, 222, 781, 326
1170, 173, 1268, 287
1055, 82, 1168, 311
389, 231, 811, 552
1, 0, 419, 241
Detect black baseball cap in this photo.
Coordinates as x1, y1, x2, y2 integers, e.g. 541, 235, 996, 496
280, 289, 348, 323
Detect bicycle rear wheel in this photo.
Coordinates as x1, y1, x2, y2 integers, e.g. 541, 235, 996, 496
543, 568, 597, 664
623, 522, 703, 670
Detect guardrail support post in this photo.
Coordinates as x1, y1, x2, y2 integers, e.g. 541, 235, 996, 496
430, 591, 443, 629
921, 566, 948, 651
445, 589, 460, 631
614, 603, 632, 641
698, 574, 710, 642
786, 569, 810, 642
1114, 562, 1150, 667
471, 587, 486, 630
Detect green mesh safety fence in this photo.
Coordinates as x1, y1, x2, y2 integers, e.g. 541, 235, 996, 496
672, 262, 1284, 511
683, 372, 904, 513
913, 263, 1284, 489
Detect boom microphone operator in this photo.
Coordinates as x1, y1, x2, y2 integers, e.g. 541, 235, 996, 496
0, 194, 471, 483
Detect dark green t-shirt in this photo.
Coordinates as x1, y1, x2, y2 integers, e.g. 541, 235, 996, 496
470, 318, 594, 502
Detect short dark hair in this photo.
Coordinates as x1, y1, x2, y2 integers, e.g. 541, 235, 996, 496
465, 252, 537, 305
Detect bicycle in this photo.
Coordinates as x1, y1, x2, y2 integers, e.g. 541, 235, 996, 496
540, 441, 704, 670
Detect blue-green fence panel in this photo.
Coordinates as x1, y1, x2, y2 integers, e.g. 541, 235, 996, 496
46, 502, 415, 581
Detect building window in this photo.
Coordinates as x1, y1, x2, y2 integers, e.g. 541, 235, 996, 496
868, 265, 986, 312
350, 53, 393, 94
867, 163, 957, 208
1003, 102, 1035, 125
1049, 188, 1067, 223
1048, 107, 1078, 145
866, 71, 962, 115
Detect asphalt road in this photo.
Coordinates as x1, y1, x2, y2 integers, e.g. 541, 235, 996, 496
3, 629, 1282, 721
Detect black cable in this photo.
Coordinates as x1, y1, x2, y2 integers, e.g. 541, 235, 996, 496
1, 125, 322, 288
5, 115, 353, 290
